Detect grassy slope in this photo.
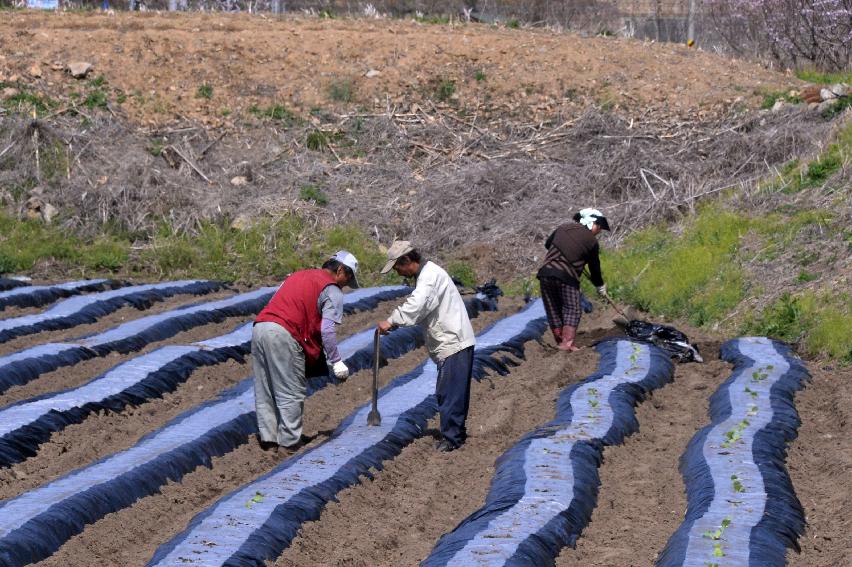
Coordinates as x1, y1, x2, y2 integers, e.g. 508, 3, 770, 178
601, 118, 851, 362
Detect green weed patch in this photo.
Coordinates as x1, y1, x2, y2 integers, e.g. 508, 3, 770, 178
0, 212, 392, 286
0, 214, 128, 274
602, 209, 748, 326
745, 291, 852, 362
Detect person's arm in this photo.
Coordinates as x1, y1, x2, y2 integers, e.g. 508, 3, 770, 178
318, 286, 345, 365
587, 243, 605, 288
544, 230, 555, 250
321, 318, 342, 363
386, 269, 438, 328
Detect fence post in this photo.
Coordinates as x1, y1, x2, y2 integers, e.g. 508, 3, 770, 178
687, 0, 697, 44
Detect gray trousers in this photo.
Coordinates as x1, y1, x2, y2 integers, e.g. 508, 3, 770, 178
252, 322, 306, 447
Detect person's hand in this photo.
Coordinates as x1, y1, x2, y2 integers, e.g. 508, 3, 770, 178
377, 320, 394, 335
332, 360, 349, 381
596, 284, 607, 297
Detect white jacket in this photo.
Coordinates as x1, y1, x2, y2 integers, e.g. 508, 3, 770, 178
387, 261, 476, 362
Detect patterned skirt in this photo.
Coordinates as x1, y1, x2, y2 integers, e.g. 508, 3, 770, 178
539, 277, 582, 329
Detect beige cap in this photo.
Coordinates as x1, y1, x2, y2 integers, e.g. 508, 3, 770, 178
380, 240, 415, 274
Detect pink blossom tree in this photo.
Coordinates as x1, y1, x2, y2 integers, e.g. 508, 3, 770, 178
707, 0, 852, 71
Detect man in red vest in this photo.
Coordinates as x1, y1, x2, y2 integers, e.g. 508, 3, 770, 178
252, 251, 359, 454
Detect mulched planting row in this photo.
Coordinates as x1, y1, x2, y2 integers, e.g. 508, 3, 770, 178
33, 304, 519, 567
0, 289, 236, 358
1, 288, 847, 567
0, 299, 404, 499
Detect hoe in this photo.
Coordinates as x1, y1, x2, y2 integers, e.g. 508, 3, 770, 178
367, 328, 382, 426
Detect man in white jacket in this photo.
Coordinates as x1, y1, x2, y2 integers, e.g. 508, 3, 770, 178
377, 241, 476, 452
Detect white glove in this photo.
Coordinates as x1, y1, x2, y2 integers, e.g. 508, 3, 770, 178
332, 360, 349, 381
596, 284, 607, 297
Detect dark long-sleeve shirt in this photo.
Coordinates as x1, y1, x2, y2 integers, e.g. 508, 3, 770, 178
536, 222, 604, 288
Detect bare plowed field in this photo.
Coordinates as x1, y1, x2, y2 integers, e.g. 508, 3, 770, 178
2, 12, 793, 126
0, 284, 846, 567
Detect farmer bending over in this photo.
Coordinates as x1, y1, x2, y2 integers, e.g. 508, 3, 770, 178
252, 251, 359, 454
377, 242, 475, 453
537, 208, 611, 351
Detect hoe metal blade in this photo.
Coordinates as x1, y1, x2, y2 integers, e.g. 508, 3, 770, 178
367, 328, 382, 426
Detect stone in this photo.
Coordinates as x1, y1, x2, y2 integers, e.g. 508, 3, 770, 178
817, 99, 838, 114
28, 64, 42, 78
365, 69, 382, 78
820, 87, 836, 101
24, 196, 58, 224
230, 213, 253, 231
829, 83, 849, 97
771, 99, 786, 112
67, 61, 93, 79
2, 87, 20, 99
230, 176, 248, 186
41, 203, 58, 224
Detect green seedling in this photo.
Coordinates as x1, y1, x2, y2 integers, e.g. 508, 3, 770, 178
720, 419, 749, 448
744, 386, 758, 399
747, 404, 758, 417
702, 517, 732, 541
731, 474, 746, 493
245, 490, 264, 509
713, 543, 724, 557
587, 387, 598, 395
589, 399, 599, 408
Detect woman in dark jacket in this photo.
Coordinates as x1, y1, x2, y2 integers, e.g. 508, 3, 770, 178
537, 208, 610, 351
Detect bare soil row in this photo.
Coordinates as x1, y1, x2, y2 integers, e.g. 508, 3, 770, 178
2, 292, 848, 567
34, 302, 521, 567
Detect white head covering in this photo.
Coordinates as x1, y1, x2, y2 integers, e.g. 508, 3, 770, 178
577, 208, 605, 230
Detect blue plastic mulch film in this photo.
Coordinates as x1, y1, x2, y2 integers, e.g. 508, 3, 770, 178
0, 286, 269, 396
421, 338, 674, 567
656, 337, 810, 567
146, 300, 547, 567
0, 279, 124, 311
0, 286, 409, 468
0, 279, 30, 293
0, 280, 226, 344
0, 287, 425, 567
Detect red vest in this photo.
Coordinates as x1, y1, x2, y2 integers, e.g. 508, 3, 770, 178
255, 269, 338, 365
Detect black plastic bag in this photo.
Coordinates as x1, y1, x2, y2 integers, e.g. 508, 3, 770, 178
625, 320, 703, 363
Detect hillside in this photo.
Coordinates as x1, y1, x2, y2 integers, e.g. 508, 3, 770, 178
1, 11, 790, 126
0, 10, 848, 360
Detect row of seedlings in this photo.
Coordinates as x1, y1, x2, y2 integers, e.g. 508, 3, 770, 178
0, 286, 413, 466
656, 337, 809, 567
0, 286, 274, 394
0, 280, 124, 312
147, 300, 547, 567
0, 280, 226, 344
0, 286, 423, 566
422, 338, 674, 566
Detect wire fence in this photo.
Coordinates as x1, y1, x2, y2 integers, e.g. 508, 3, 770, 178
6, 0, 708, 43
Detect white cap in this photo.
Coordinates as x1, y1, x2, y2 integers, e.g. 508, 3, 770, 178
330, 250, 359, 288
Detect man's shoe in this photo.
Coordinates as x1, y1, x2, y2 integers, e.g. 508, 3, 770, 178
435, 439, 457, 453
256, 436, 278, 452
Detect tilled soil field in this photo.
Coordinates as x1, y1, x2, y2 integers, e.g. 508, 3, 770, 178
0, 285, 848, 567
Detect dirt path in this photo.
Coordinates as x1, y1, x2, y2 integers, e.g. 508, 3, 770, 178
785, 365, 852, 567
35, 305, 517, 567
553, 337, 726, 566
273, 308, 617, 567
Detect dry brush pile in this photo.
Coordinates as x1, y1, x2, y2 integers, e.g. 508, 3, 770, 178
0, 103, 839, 274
